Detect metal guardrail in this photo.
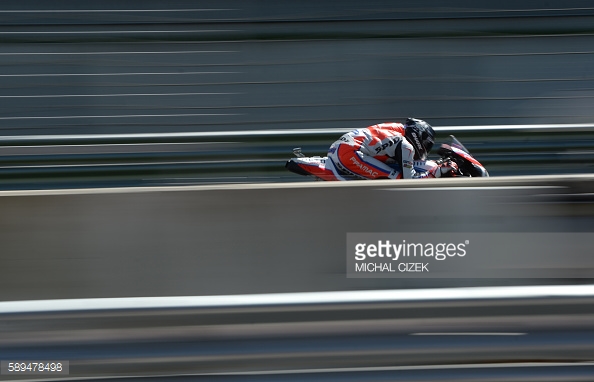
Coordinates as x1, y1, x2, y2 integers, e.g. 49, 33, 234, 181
40, 364, 594, 382
2, 285, 594, 380
0, 124, 592, 189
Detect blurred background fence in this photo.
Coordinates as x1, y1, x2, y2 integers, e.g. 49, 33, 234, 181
0, 1, 593, 187
1, 0, 594, 136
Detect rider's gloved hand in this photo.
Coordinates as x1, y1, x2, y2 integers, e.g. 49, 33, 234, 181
435, 159, 459, 178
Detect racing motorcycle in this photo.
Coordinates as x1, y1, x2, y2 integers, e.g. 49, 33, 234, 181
285, 135, 489, 181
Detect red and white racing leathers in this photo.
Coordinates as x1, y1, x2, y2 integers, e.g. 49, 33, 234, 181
326, 123, 437, 180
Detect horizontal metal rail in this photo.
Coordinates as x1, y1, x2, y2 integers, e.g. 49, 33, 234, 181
2, 285, 594, 380
0, 124, 592, 189
0, 123, 593, 143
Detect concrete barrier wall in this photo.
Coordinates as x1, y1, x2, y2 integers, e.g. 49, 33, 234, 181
1, 175, 594, 301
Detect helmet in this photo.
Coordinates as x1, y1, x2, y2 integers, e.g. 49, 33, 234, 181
404, 118, 435, 160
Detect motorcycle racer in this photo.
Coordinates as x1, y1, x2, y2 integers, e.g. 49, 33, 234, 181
325, 118, 457, 180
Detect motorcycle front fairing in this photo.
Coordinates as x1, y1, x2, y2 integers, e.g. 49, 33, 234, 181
437, 135, 489, 177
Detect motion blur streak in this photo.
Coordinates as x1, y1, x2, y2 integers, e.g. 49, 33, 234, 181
2, 1, 594, 137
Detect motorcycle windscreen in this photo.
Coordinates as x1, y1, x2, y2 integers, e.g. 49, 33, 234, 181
448, 135, 472, 156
